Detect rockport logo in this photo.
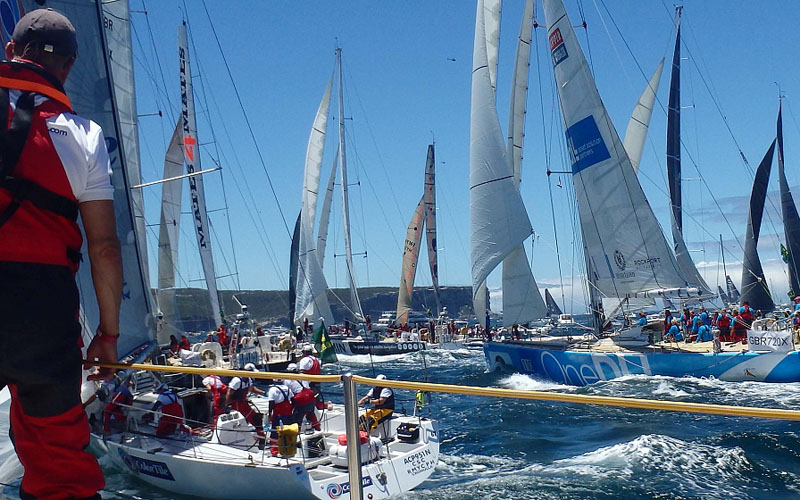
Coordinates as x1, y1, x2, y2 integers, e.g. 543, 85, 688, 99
614, 250, 626, 271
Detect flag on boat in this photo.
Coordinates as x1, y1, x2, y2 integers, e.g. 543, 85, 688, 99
312, 321, 337, 364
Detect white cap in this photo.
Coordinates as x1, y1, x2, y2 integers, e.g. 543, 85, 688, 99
302, 344, 314, 352
376, 374, 387, 381
244, 363, 256, 371
287, 363, 298, 372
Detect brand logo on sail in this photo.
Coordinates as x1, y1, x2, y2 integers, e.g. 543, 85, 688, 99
614, 250, 626, 271
179, 45, 207, 249
565, 116, 611, 173
549, 28, 568, 67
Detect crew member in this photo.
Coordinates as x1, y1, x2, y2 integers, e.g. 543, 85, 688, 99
357, 374, 395, 434
179, 335, 191, 350
267, 379, 294, 457
740, 301, 754, 328
151, 383, 184, 436
284, 363, 321, 431
664, 318, 683, 342
716, 310, 732, 341
636, 312, 647, 326
169, 334, 180, 354
0, 9, 122, 498
298, 344, 323, 409
694, 323, 712, 343
202, 373, 228, 426
102, 375, 132, 433
227, 363, 266, 447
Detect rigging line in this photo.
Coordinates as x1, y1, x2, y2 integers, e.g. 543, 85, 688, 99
200, 0, 294, 243
595, 0, 747, 262
184, 22, 241, 294
343, 61, 406, 242
576, 0, 594, 76
142, 0, 175, 114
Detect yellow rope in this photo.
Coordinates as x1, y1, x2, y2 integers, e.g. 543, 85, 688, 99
83, 360, 800, 421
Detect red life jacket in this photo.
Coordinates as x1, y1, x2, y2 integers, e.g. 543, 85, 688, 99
303, 355, 321, 375
270, 386, 293, 417
717, 315, 731, 328
740, 307, 753, 322
0, 61, 82, 273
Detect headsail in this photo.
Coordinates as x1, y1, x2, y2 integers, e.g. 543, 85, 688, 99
295, 73, 336, 327
545, 289, 563, 316
470, 0, 533, 302
483, 0, 502, 94
717, 285, 731, 305
726, 276, 741, 303
739, 141, 776, 311
502, 0, 547, 325
288, 212, 301, 325
665, 8, 710, 294
45, 0, 155, 358
179, 23, 222, 328
423, 144, 441, 313
156, 118, 185, 342
624, 58, 664, 174
777, 102, 800, 297
543, 0, 694, 305
397, 197, 426, 325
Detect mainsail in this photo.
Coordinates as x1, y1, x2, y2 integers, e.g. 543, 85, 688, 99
543, 0, 695, 312
423, 144, 441, 313
397, 198, 426, 325
316, 146, 338, 268
502, 0, 547, 325
470, 0, 533, 306
739, 141, 777, 311
665, 8, 710, 293
624, 58, 664, 174
288, 212, 301, 325
178, 23, 222, 328
295, 73, 335, 327
777, 102, 800, 296
156, 119, 185, 342
545, 289, 563, 316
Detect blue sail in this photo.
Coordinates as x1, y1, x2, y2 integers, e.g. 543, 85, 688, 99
740, 141, 776, 311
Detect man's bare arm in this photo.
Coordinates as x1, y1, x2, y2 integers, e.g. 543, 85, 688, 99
81, 200, 121, 380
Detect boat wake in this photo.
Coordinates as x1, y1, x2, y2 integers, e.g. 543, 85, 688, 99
496, 373, 574, 392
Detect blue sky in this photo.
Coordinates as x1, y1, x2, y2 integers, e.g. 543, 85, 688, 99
127, 1, 800, 313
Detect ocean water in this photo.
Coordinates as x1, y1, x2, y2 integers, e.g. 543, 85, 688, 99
3, 347, 800, 499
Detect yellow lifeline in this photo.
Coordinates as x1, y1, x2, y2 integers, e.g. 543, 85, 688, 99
84, 361, 800, 422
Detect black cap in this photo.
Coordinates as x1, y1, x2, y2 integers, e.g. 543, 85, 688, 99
12, 9, 77, 57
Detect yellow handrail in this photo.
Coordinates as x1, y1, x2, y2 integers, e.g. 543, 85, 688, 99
83, 361, 800, 421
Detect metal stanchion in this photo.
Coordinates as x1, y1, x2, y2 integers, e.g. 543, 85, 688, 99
342, 373, 363, 500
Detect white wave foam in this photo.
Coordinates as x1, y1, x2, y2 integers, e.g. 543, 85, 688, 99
497, 373, 573, 392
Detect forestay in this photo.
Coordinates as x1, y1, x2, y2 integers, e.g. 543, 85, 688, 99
178, 23, 222, 327
543, 0, 691, 300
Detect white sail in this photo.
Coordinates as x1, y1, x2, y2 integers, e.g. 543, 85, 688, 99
397, 197, 426, 325
624, 58, 664, 174
316, 146, 338, 268
103, 0, 151, 291
336, 48, 364, 320
543, 0, 689, 298
470, 0, 533, 300
35, 0, 156, 357
179, 23, 222, 328
484, 0, 502, 93
295, 74, 335, 327
501, 0, 547, 324
474, 280, 489, 317
156, 118, 185, 342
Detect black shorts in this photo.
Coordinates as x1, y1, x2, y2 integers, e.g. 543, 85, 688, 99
0, 261, 82, 417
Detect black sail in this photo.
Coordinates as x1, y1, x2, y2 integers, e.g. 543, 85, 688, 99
739, 140, 777, 311
545, 289, 563, 317
777, 103, 800, 297
726, 275, 741, 302
288, 212, 301, 325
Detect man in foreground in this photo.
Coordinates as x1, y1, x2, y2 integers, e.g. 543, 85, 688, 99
0, 9, 122, 499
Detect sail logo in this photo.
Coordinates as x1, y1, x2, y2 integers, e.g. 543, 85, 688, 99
179, 46, 207, 250
614, 250, 626, 271
549, 28, 568, 67
565, 116, 611, 173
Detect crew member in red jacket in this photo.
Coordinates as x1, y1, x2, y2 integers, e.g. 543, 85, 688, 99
0, 9, 122, 499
